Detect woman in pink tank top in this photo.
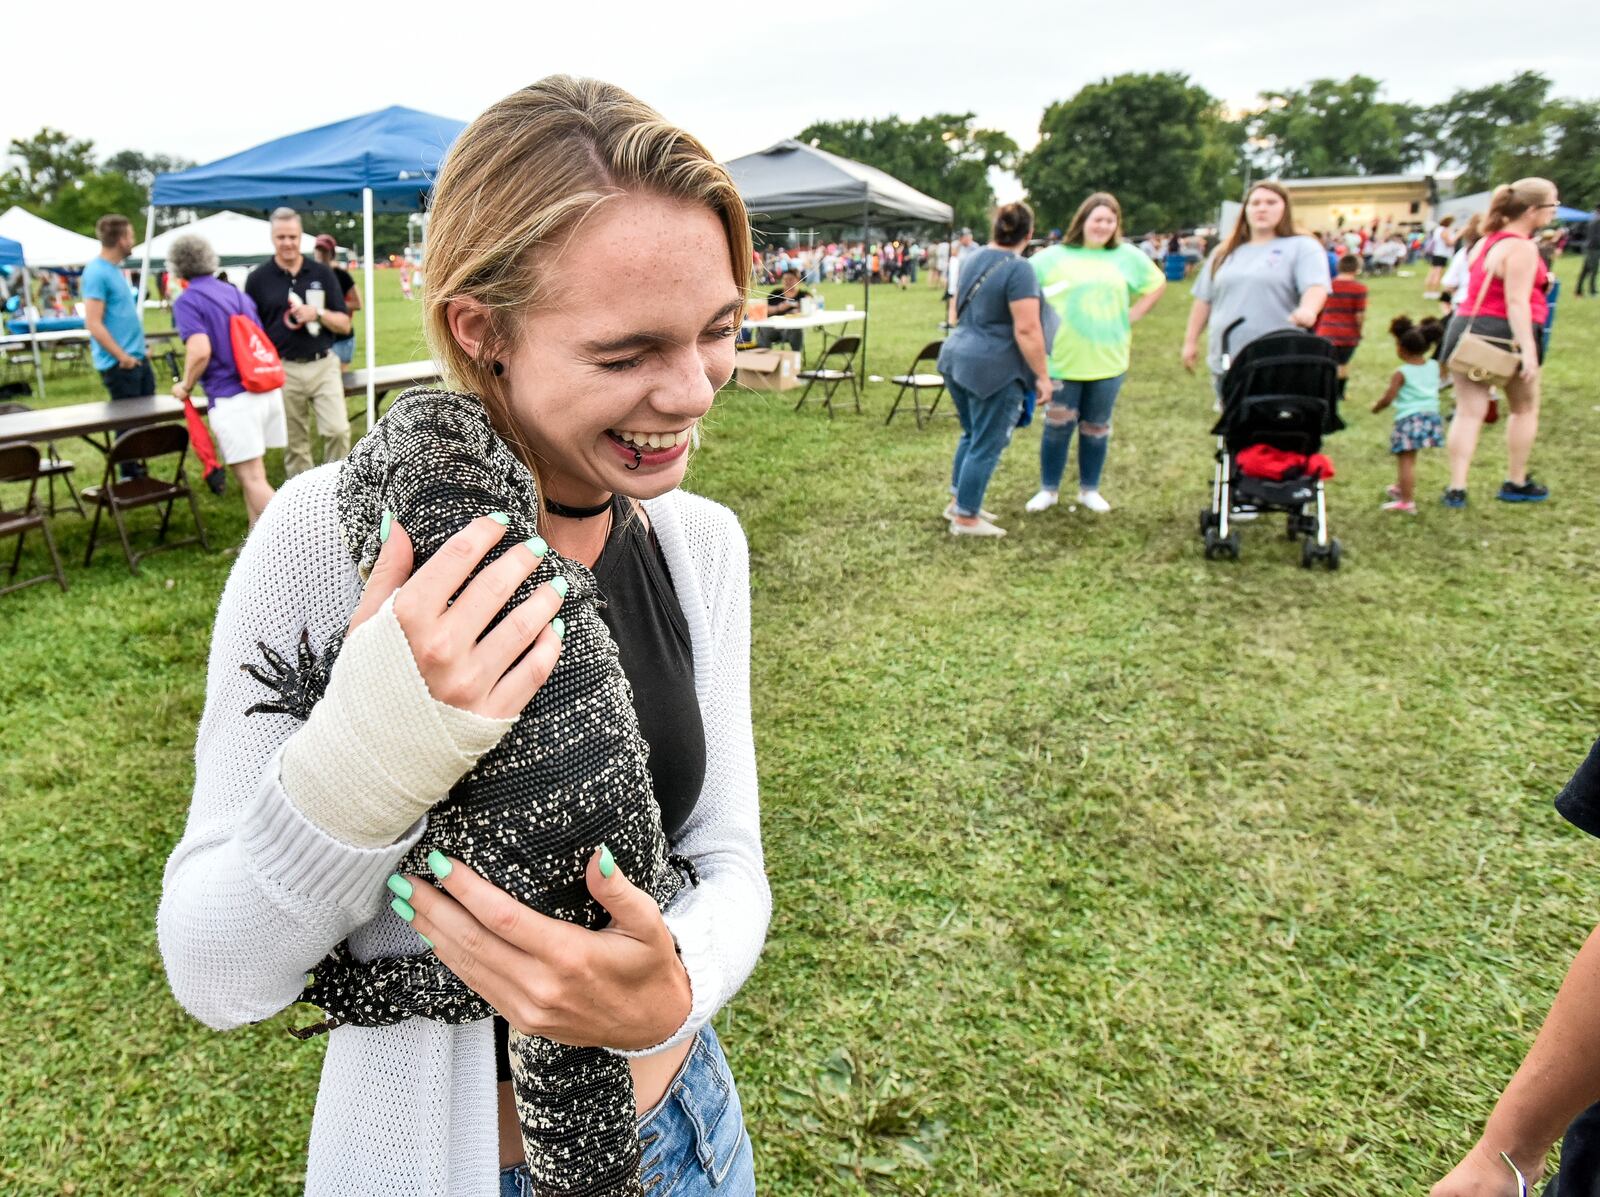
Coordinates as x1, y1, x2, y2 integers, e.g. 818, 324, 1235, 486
1439, 177, 1559, 506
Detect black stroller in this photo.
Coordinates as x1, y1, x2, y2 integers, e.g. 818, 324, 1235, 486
1199, 321, 1345, 569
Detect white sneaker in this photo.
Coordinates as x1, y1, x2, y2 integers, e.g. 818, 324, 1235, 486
1077, 489, 1111, 514
949, 517, 1007, 538
943, 500, 996, 522
1024, 489, 1059, 513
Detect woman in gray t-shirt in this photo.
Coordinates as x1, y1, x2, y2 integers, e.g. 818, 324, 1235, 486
1182, 182, 1330, 383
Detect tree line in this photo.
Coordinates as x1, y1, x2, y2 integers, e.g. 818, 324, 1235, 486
801, 70, 1599, 237
6, 70, 1595, 254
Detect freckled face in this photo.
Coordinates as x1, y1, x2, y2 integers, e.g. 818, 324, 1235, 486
501, 194, 742, 503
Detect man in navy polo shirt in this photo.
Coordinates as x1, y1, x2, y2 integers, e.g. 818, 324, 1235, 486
244, 208, 352, 477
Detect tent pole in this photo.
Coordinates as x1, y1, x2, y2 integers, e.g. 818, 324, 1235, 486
20, 265, 46, 401
861, 199, 870, 381
135, 196, 156, 319
363, 188, 376, 429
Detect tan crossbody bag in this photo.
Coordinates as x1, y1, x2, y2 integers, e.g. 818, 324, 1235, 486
1445, 250, 1522, 387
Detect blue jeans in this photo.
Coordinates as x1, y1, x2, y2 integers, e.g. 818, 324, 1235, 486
947, 377, 1026, 517
1038, 374, 1124, 492
498, 1025, 754, 1197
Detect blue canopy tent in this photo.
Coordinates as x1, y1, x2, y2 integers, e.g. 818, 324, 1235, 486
146, 106, 466, 422
0, 234, 49, 399
1555, 205, 1593, 222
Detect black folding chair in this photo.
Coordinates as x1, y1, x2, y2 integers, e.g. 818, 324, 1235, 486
884, 340, 947, 428
795, 335, 861, 418
0, 400, 84, 517
0, 442, 69, 595
81, 423, 211, 573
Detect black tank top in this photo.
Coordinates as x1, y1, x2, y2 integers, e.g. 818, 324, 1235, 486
494, 496, 707, 1080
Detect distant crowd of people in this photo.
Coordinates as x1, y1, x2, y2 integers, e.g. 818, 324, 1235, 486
933, 175, 1571, 536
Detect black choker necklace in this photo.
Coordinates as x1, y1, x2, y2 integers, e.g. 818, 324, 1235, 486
543, 495, 615, 519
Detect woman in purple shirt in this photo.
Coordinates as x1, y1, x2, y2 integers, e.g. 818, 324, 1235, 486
170, 234, 287, 527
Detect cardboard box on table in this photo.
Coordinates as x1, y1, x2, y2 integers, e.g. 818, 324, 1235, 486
734, 348, 802, 392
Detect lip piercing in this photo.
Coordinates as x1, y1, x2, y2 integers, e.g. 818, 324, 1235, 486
626, 447, 643, 470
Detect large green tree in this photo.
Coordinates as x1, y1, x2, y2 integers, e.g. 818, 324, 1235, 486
1245, 76, 1426, 178
1429, 71, 1552, 192
1490, 99, 1600, 208
1019, 72, 1240, 232
795, 113, 1017, 233
101, 148, 195, 191
5, 128, 97, 212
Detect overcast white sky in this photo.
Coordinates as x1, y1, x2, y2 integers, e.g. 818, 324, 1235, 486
6, 0, 1597, 202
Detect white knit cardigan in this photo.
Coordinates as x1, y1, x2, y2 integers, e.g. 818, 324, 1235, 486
157, 464, 770, 1196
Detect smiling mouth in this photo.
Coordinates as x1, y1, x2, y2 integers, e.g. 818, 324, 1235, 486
606, 427, 692, 451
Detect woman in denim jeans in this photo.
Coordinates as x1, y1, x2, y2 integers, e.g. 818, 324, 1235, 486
937, 202, 1053, 538
157, 77, 767, 1197
1024, 192, 1166, 515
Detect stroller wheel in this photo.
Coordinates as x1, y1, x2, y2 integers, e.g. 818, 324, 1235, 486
1199, 507, 1217, 536
1326, 539, 1342, 571
1225, 531, 1242, 559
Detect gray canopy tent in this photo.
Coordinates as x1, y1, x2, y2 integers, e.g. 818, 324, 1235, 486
723, 139, 954, 374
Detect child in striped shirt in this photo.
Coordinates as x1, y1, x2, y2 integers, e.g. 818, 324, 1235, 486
1314, 254, 1367, 402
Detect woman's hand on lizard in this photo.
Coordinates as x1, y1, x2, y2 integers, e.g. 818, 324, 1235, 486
397, 846, 693, 1051
347, 514, 566, 720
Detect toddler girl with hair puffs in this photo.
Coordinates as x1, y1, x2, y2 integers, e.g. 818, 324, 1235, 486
1372, 315, 1445, 513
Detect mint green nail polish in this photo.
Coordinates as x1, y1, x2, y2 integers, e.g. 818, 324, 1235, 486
487, 511, 510, 525
419, 935, 434, 950
380, 509, 393, 544
386, 874, 413, 901
390, 896, 415, 922
551, 575, 569, 599
599, 844, 615, 878
525, 535, 548, 557
551, 616, 565, 642
427, 850, 453, 878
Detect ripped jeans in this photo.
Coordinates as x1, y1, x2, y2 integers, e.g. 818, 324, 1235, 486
1038, 373, 1125, 492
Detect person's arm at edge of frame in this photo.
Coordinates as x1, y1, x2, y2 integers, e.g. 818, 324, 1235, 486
1432, 922, 1600, 1195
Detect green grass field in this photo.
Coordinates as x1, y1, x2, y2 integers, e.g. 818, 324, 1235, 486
2, 263, 1597, 1195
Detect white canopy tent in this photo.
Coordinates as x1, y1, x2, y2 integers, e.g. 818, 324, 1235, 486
0, 207, 102, 268
133, 210, 319, 270
0, 234, 47, 398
